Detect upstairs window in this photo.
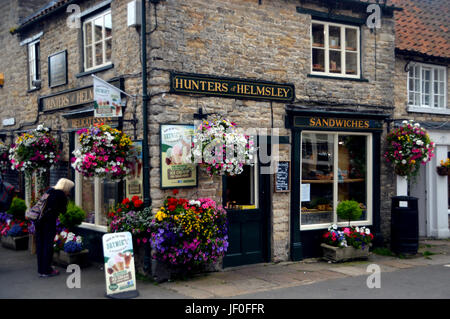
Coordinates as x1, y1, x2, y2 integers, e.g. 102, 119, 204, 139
83, 10, 112, 71
311, 21, 360, 78
408, 63, 447, 109
28, 40, 40, 90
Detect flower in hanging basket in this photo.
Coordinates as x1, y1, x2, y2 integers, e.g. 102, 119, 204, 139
383, 120, 435, 179
9, 125, 61, 173
71, 124, 135, 180
190, 118, 256, 176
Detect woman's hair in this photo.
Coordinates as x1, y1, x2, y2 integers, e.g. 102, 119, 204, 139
54, 178, 75, 193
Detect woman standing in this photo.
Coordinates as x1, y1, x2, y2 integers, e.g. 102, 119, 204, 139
35, 178, 74, 277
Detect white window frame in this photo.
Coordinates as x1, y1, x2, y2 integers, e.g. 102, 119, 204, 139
28, 39, 40, 89
310, 20, 361, 79
300, 131, 373, 231
407, 62, 448, 113
82, 9, 112, 72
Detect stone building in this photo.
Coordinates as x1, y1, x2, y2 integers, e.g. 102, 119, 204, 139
392, 0, 450, 239
0, 0, 401, 267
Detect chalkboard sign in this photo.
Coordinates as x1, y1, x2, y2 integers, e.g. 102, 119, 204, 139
275, 161, 290, 192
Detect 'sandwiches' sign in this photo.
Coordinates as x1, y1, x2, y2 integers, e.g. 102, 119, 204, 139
170, 72, 295, 102
294, 116, 383, 130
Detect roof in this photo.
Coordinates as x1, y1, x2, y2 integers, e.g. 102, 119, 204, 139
391, 0, 450, 59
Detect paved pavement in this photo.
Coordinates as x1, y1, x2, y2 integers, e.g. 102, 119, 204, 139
1, 238, 449, 299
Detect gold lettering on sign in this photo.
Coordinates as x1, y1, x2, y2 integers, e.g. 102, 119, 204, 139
307, 117, 373, 129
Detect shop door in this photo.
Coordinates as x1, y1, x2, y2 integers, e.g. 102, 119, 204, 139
223, 162, 270, 268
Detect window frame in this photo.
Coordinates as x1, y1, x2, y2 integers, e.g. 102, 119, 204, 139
300, 131, 373, 231
82, 9, 112, 72
310, 20, 361, 79
224, 158, 259, 211
27, 39, 40, 90
407, 62, 448, 111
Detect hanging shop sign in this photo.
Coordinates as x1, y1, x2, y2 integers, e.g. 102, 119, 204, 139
39, 79, 121, 112
170, 72, 295, 102
48, 50, 68, 88
160, 124, 197, 189
126, 140, 143, 199
102, 232, 138, 298
93, 75, 123, 118
293, 116, 383, 130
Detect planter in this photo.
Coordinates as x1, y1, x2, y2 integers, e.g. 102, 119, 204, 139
321, 243, 370, 262
53, 249, 90, 267
1, 235, 29, 250
436, 166, 449, 176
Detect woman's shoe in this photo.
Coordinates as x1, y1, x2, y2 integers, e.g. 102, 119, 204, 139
39, 269, 60, 277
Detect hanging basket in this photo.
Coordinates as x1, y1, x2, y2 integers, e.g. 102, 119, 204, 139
436, 166, 449, 176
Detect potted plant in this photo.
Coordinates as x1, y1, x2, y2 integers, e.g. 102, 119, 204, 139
437, 158, 450, 176
59, 201, 86, 231
53, 230, 89, 267
321, 200, 373, 262
1, 220, 30, 250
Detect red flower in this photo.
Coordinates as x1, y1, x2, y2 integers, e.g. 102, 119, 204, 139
172, 189, 179, 196
131, 196, 140, 202
134, 200, 143, 208
122, 198, 130, 205
117, 208, 122, 213
168, 205, 176, 212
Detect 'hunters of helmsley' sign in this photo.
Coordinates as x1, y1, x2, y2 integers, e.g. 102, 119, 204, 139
170, 72, 295, 102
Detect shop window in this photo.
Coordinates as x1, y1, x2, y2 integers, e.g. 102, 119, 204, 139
83, 9, 112, 71
300, 132, 372, 229
408, 63, 447, 110
28, 40, 40, 90
311, 21, 360, 78
225, 164, 258, 210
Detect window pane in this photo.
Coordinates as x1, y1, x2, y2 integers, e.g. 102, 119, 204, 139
301, 133, 334, 226
440, 95, 445, 108
337, 135, 367, 223
105, 13, 112, 38
329, 26, 341, 49
225, 165, 257, 209
312, 23, 324, 47
105, 38, 112, 62
85, 21, 92, 45
85, 45, 93, 69
408, 92, 414, 105
95, 42, 103, 66
102, 179, 118, 226
82, 178, 95, 224
329, 50, 341, 73
345, 51, 357, 75
312, 48, 325, 72
345, 28, 357, 51
94, 17, 103, 42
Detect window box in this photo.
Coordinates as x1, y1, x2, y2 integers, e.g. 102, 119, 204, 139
1, 235, 29, 250
53, 249, 90, 267
321, 243, 370, 262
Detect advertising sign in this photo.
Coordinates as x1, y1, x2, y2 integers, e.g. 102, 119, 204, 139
126, 141, 143, 199
48, 50, 67, 88
160, 124, 197, 189
102, 232, 137, 297
93, 75, 122, 118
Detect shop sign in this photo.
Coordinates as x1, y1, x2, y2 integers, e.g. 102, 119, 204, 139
160, 124, 197, 189
170, 72, 295, 102
126, 141, 143, 199
67, 116, 116, 129
39, 80, 120, 112
93, 75, 123, 118
48, 50, 67, 88
294, 116, 383, 130
102, 232, 138, 297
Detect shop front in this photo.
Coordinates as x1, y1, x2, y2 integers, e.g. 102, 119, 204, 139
286, 108, 388, 260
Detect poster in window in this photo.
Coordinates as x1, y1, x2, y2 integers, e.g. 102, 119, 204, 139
160, 124, 197, 189
48, 50, 67, 88
126, 141, 143, 199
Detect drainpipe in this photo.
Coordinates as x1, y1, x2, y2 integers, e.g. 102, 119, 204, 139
141, 0, 151, 208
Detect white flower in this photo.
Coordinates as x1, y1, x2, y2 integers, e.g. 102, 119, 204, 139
332, 224, 338, 230
355, 227, 360, 232
60, 231, 68, 238
76, 237, 83, 244
365, 228, 371, 235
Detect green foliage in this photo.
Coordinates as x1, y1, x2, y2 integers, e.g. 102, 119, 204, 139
336, 200, 362, 225
372, 247, 395, 257
58, 201, 86, 230
7, 197, 27, 220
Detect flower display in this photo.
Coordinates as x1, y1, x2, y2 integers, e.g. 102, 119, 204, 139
323, 224, 373, 250
9, 125, 60, 173
384, 120, 435, 179
190, 118, 255, 176
5, 220, 30, 237
0, 142, 10, 174
440, 158, 450, 168
107, 196, 152, 244
71, 123, 134, 180
0, 212, 13, 237
150, 193, 228, 270
54, 230, 83, 253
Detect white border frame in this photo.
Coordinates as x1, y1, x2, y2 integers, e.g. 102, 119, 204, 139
300, 131, 373, 231
310, 20, 360, 79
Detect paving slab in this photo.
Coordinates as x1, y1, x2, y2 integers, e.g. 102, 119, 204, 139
328, 266, 369, 277
377, 260, 415, 269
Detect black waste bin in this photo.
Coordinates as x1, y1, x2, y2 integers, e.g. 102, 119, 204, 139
391, 196, 419, 255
